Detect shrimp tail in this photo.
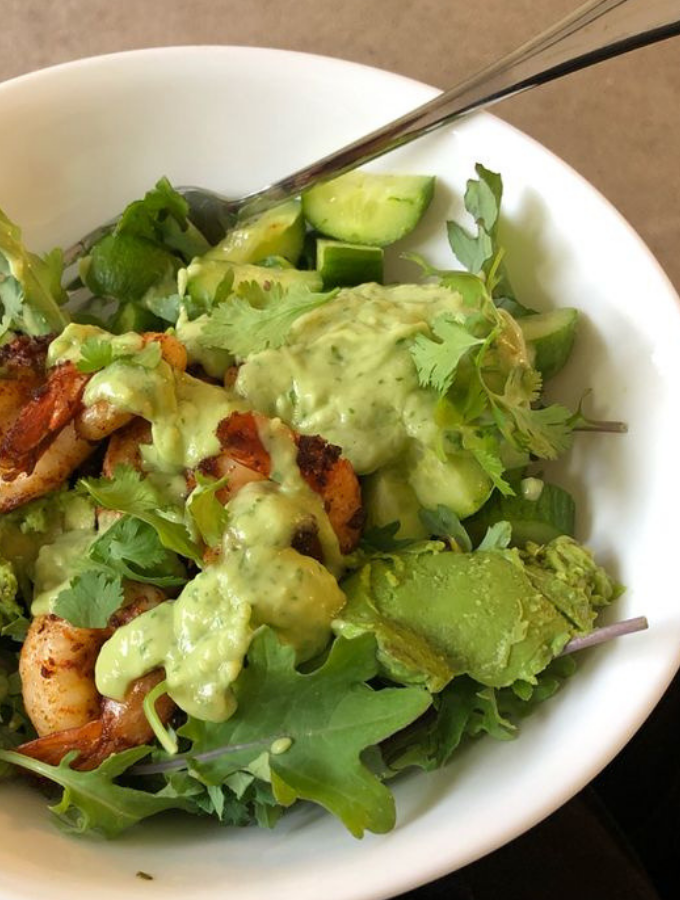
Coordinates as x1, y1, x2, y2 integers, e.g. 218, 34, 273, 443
16, 720, 104, 771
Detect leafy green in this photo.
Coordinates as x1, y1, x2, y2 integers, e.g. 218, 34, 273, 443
418, 505, 472, 551
81, 178, 210, 315
199, 281, 337, 358
177, 629, 431, 837
410, 314, 484, 395
0, 207, 68, 337
51, 515, 188, 628
88, 515, 186, 585
446, 163, 527, 312
76, 335, 161, 373
383, 656, 577, 774
78, 466, 202, 563
0, 558, 22, 632
186, 474, 230, 548
476, 521, 512, 551
0, 656, 34, 776
52, 570, 124, 629
0, 747, 191, 836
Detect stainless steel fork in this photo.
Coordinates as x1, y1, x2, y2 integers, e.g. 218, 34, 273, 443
63, 0, 680, 264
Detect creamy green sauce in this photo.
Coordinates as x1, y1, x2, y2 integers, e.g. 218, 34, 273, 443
31, 529, 96, 615
85, 361, 245, 472
175, 309, 232, 380
235, 282, 494, 520
95, 417, 346, 722
47, 323, 144, 367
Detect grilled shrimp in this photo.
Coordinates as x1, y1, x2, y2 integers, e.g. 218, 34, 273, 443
0, 333, 186, 512
17, 583, 174, 770
193, 411, 364, 554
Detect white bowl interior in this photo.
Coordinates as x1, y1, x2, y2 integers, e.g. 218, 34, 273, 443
1, 46, 679, 900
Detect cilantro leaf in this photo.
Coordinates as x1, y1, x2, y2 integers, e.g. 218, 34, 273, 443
460, 428, 514, 496
87, 516, 187, 587
199, 282, 337, 358
410, 314, 484, 395
0, 747, 191, 837
76, 335, 162, 374
78, 466, 202, 563
52, 570, 124, 629
180, 629, 431, 837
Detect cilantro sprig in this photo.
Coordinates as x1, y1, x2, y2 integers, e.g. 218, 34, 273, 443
198, 281, 337, 358
53, 516, 188, 629
78, 465, 202, 563
76, 336, 162, 374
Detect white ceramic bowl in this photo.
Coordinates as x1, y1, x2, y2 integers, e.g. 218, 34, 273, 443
1, 46, 679, 900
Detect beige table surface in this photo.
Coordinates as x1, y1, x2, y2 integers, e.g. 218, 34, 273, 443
1, 0, 679, 292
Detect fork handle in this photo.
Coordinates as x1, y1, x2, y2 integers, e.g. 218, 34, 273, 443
241, 0, 680, 213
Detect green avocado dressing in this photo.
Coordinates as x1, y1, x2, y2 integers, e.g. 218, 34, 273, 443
95, 417, 346, 722
84, 360, 245, 472
31, 529, 96, 615
235, 282, 495, 521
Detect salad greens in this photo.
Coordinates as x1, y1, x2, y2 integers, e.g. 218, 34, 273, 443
0, 165, 624, 839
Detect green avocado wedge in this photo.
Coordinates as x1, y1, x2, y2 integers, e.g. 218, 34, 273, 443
334, 537, 619, 693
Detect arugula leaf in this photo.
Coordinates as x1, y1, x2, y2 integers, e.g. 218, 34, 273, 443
180, 629, 431, 837
0, 207, 68, 337
78, 466, 202, 563
186, 474, 230, 548
52, 570, 124, 629
0, 747, 191, 836
410, 314, 484, 395
199, 281, 337, 358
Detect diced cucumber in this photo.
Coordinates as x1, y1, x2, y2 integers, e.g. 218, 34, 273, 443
184, 259, 322, 309
465, 481, 576, 548
520, 307, 578, 380
203, 200, 305, 266
302, 171, 435, 247
316, 239, 384, 288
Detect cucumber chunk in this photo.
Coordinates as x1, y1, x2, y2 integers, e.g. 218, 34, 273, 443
184, 259, 322, 310
520, 307, 578, 380
302, 171, 435, 247
203, 200, 305, 266
316, 239, 384, 288
465, 481, 576, 548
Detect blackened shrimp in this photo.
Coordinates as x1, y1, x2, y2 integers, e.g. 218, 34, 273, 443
17, 583, 174, 770
191, 410, 364, 554
0, 333, 186, 512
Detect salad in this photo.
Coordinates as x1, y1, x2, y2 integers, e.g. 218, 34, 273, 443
0, 165, 621, 838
